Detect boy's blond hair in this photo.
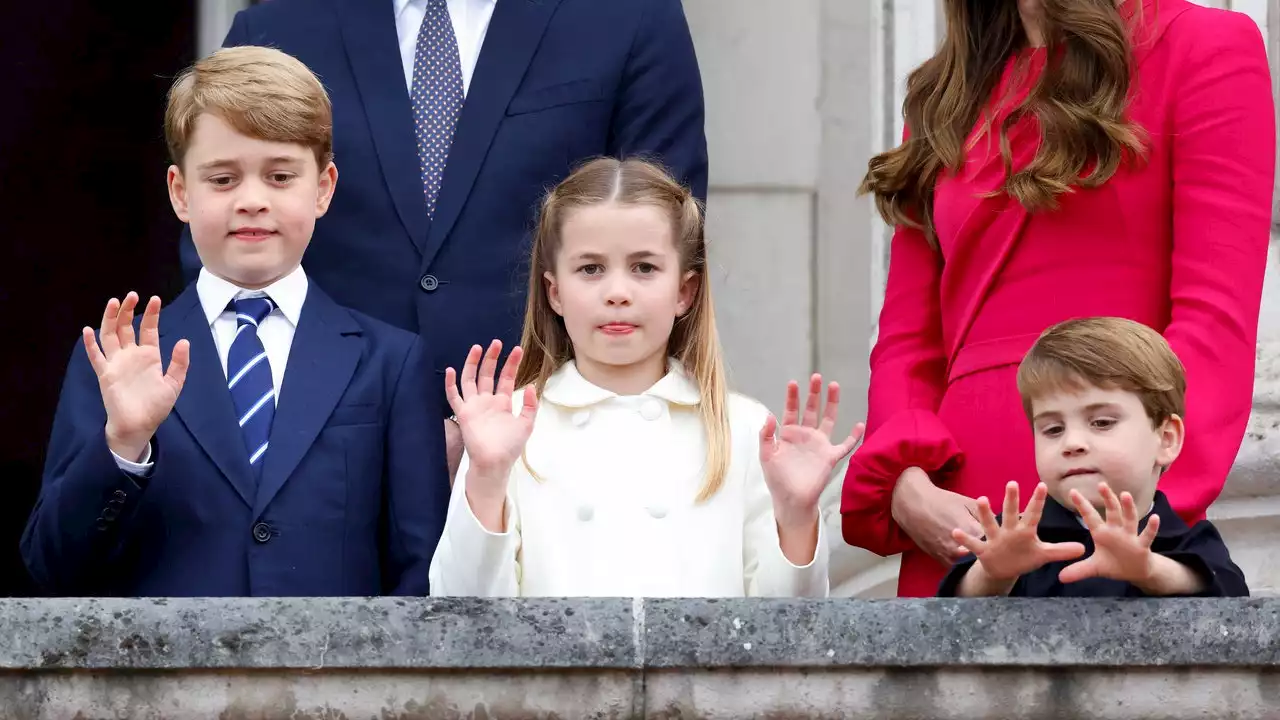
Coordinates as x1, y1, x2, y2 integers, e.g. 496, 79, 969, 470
164, 46, 333, 169
1016, 317, 1186, 427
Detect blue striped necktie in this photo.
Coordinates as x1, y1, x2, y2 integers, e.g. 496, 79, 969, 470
227, 296, 276, 477
411, 0, 464, 219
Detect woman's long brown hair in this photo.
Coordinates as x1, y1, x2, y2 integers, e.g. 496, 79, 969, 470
860, 0, 1148, 249
514, 157, 732, 502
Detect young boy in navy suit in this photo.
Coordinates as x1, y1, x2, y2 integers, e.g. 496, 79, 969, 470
938, 317, 1247, 598
22, 46, 450, 597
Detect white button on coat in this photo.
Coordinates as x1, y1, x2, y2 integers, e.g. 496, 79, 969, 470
639, 398, 664, 421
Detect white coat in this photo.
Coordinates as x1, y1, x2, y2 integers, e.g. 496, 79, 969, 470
427, 360, 830, 597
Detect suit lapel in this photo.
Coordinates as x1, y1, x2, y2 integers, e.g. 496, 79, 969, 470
164, 286, 256, 508
338, 0, 431, 254
421, 0, 563, 270
253, 285, 363, 520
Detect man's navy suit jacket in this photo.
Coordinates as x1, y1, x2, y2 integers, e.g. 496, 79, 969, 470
182, 0, 709, 398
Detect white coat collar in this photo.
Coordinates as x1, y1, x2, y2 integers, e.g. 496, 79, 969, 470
541, 358, 702, 408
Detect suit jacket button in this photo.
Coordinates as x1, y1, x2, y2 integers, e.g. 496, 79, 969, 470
419, 274, 439, 292
112, 490, 127, 500
252, 522, 272, 543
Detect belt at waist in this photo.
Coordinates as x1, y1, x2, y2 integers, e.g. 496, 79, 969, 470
947, 332, 1043, 386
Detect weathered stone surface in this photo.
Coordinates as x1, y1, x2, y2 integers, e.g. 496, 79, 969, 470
5, 598, 1280, 671
644, 668, 1280, 720
0, 672, 643, 720
0, 597, 637, 670
642, 598, 1280, 668
3, 598, 1280, 718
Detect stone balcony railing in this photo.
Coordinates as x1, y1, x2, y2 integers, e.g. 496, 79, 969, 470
1, 597, 1277, 719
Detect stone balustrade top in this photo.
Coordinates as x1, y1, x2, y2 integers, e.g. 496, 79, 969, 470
4, 596, 1277, 670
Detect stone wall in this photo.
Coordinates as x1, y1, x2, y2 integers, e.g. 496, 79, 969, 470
4, 597, 1278, 719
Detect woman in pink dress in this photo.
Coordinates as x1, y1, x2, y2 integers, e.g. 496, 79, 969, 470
841, 0, 1275, 597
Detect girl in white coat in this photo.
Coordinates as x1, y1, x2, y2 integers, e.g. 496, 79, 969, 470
427, 158, 864, 598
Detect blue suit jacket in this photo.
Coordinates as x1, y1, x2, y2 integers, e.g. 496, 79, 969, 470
21, 282, 450, 597
182, 0, 708, 400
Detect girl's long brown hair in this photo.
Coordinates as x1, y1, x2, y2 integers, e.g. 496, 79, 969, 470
515, 157, 732, 502
860, 0, 1148, 248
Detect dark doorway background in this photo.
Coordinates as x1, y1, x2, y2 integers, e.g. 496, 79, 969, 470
0, 4, 195, 594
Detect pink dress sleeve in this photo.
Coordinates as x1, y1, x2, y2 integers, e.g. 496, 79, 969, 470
841, 216, 964, 557
1157, 12, 1275, 522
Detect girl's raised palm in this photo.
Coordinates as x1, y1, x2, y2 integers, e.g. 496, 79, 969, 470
445, 340, 538, 484
759, 374, 865, 525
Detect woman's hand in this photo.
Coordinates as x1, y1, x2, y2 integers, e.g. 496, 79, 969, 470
891, 467, 982, 566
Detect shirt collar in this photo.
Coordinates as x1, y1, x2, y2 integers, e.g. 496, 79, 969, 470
541, 358, 703, 408
394, 0, 495, 16
196, 265, 308, 328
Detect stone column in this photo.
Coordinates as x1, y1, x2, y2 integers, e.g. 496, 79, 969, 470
196, 0, 249, 58
682, 0, 884, 595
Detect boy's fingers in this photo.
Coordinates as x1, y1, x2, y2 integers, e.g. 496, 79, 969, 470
975, 497, 1001, 539
1138, 514, 1161, 548
139, 296, 162, 346
1001, 481, 1020, 527
117, 292, 139, 347
1058, 557, 1099, 585
952, 528, 986, 556
99, 298, 122, 358
1039, 541, 1086, 564
1023, 483, 1049, 527
82, 328, 107, 376
165, 339, 191, 390
1070, 490, 1104, 531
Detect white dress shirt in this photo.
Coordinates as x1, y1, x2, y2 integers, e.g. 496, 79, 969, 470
428, 360, 831, 598
113, 266, 310, 474
394, 0, 496, 96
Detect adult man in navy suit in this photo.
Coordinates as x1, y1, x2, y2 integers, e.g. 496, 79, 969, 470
185, 0, 708, 471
